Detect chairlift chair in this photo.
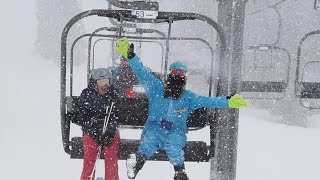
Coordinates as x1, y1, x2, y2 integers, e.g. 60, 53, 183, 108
242, 5, 291, 99
295, 30, 320, 109
60, 9, 226, 163
240, 44, 291, 99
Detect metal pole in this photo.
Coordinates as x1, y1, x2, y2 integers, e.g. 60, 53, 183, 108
164, 18, 173, 81
211, 1, 247, 180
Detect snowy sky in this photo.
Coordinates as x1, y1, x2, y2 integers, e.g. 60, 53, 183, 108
1, 1, 320, 180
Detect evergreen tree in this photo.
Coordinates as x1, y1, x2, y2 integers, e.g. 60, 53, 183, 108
35, 0, 86, 64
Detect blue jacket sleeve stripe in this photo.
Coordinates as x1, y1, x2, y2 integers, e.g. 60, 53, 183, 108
188, 91, 229, 111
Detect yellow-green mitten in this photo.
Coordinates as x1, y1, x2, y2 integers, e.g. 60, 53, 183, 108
115, 37, 131, 59
228, 94, 248, 109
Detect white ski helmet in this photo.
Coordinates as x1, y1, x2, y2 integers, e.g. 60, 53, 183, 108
90, 68, 113, 83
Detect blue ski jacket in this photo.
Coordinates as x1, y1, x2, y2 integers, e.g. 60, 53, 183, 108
128, 55, 229, 136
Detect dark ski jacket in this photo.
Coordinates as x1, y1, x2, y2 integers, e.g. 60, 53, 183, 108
76, 80, 119, 145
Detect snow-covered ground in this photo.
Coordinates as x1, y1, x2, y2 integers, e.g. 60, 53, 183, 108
1, 1, 320, 180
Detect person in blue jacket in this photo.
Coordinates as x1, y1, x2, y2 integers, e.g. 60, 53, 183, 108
115, 37, 248, 180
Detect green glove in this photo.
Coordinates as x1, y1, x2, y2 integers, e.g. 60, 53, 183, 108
228, 94, 248, 109
115, 37, 130, 59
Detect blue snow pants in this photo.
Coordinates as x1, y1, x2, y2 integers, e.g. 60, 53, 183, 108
137, 123, 186, 166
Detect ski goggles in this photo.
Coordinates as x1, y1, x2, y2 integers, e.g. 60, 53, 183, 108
170, 69, 186, 77
97, 78, 111, 86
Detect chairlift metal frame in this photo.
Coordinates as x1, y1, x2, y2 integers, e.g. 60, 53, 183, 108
241, 44, 291, 99
295, 30, 320, 109
60, 9, 226, 162
241, 6, 291, 99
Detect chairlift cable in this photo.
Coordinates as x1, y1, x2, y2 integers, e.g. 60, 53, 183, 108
248, 0, 288, 16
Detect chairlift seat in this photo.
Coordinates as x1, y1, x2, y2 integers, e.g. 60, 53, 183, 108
241, 81, 287, 92
70, 137, 210, 162
300, 82, 320, 99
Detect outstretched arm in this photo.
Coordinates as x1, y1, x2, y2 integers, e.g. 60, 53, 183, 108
188, 92, 248, 111
188, 91, 229, 111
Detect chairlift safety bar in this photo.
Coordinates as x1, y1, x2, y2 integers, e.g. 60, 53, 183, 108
70, 33, 216, 97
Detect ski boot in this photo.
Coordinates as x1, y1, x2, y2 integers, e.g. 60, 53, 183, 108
126, 153, 146, 179
174, 170, 189, 180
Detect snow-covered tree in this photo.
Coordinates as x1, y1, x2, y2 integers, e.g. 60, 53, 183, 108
35, 0, 86, 64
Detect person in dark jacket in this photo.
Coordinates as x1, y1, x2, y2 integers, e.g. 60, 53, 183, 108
76, 68, 120, 180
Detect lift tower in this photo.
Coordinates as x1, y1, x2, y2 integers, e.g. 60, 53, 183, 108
211, 1, 247, 180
